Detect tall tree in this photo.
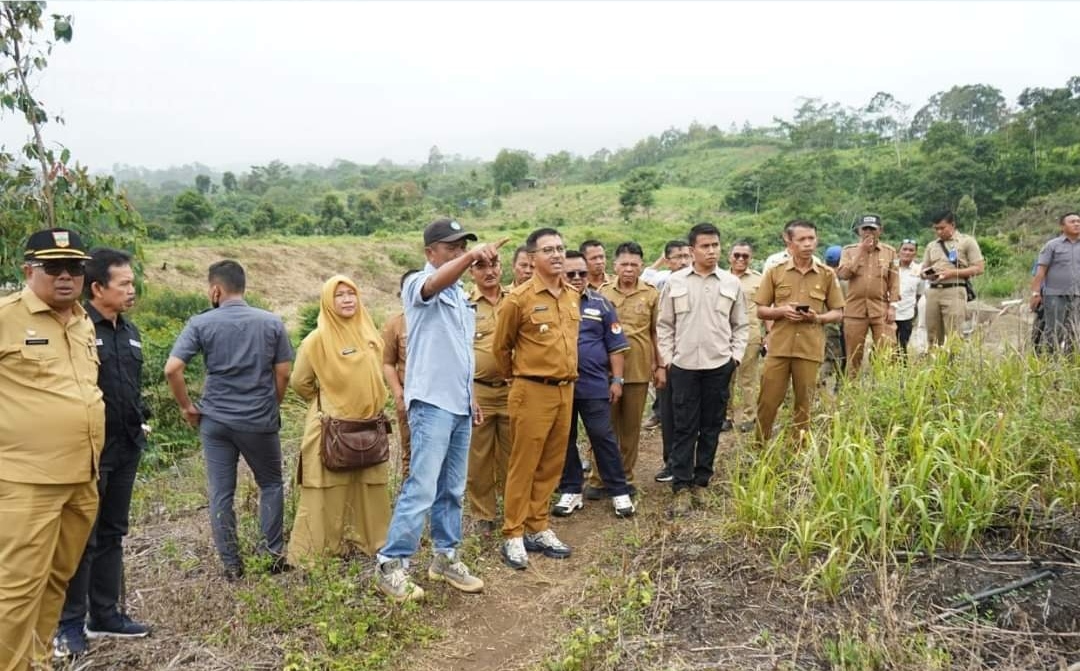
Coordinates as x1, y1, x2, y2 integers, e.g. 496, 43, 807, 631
194, 174, 211, 195
491, 149, 530, 191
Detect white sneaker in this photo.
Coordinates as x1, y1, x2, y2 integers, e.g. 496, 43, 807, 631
612, 494, 635, 518
552, 493, 584, 517
501, 537, 528, 570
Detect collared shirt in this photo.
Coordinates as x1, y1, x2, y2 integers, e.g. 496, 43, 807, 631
86, 302, 148, 451
838, 242, 900, 319
657, 265, 749, 371
602, 280, 658, 383
0, 288, 104, 484
576, 288, 630, 400
733, 269, 764, 343
755, 259, 846, 363
380, 312, 407, 379
169, 298, 293, 432
471, 286, 507, 382
493, 274, 580, 381
922, 232, 984, 278
641, 267, 671, 291
402, 263, 475, 416
1037, 235, 1080, 296
587, 273, 615, 291
893, 262, 926, 321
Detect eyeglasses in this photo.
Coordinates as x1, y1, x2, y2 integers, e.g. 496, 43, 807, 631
901, 239, 917, 246
731, 253, 750, 260
565, 270, 588, 279
666, 253, 691, 260
29, 260, 86, 276
533, 245, 566, 256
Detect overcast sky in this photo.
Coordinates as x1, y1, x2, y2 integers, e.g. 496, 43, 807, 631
1, 1, 1074, 172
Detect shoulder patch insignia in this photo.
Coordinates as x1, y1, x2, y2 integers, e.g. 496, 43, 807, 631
611, 322, 623, 335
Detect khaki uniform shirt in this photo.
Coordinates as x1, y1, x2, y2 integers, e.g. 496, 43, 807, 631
493, 275, 581, 381
657, 266, 749, 370
838, 242, 900, 319
471, 287, 507, 382
380, 312, 407, 379
0, 288, 105, 484
922, 232, 984, 280
587, 273, 615, 291
602, 280, 659, 383
734, 269, 764, 344
755, 259, 846, 363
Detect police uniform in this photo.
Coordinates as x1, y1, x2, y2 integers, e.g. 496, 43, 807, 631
754, 258, 845, 443
0, 229, 103, 671
838, 241, 899, 375
728, 269, 763, 426
493, 275, 580, 540
558, 288, 631, 498
922, 233, 983, 346
466, 287, 511, 525
599, 280, 658, 487
380, 312, 411, 477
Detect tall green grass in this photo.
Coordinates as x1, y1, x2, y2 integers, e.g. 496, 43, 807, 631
730, 337, 1080, 596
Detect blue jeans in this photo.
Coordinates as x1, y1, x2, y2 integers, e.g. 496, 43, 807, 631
378, 400, 471, 564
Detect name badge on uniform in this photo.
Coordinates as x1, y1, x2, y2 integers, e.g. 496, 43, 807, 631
341, 347, 357, 355
533, 305, 549, 312
129, 339, 141, 349
583, 307, 601, 317
25, 338, 48, 346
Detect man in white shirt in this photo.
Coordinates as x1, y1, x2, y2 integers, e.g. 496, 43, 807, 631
892, 239, 926, 356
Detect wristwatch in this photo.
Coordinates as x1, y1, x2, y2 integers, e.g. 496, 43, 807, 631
611, 376, 625, 385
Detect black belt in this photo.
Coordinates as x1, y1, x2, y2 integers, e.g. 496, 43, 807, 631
930, 283, 963, 289
474, 378, 508, 388
519, 375, 573, 387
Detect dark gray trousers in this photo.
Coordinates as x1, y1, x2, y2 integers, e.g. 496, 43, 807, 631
200, 417, 284, 569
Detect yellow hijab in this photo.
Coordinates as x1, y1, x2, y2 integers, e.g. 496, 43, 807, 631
303, 275, 386, 417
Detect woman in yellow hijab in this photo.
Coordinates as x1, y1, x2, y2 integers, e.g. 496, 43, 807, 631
287, 275, 391, 563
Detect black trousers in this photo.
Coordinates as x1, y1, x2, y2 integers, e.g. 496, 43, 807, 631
896, 318, 914, 353
60, 441, 142, 626
668, 362, 735, 492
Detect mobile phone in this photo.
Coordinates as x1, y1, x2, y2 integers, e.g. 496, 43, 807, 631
796, 304, 810, 313
924, 267, 938, 278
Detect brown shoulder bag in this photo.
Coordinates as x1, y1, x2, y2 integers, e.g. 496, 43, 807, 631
317, 390, 391, 471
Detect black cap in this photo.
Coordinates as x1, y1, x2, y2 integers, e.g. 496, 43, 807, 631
24, 228, 92, 260
857, 214, 881, 230
423, 218, 477, 247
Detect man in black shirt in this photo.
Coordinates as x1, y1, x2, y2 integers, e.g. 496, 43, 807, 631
55, 248, 150, 657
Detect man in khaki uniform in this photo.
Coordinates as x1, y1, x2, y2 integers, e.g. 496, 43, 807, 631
581, 240, 615, 290
494, 228, 580, 570
0, 229, 104, 671
727, 241, 764, 432
466, 257, 511, 536
921, 210, 984, 346
381, 269, 419, 479
599, 241, 660, 492
836, 214, 899, 376
755, 220, 845, 444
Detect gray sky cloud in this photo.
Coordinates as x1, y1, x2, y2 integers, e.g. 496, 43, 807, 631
1, 1, 1074, 171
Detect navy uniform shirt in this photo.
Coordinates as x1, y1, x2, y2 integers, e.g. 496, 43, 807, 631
575, 288, 630, 400
86, 302, 149, 454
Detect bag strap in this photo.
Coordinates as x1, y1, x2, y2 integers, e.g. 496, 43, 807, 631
938, 239, 959, 267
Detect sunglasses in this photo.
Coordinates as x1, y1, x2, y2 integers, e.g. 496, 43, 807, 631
565, 270, 588, 279
860, 226, 879, 232
901, 239, 918, 246
731, 253, 750, 260
29, 260, 86, 276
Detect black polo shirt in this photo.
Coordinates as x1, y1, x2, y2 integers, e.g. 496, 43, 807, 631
86, 302, 148, 452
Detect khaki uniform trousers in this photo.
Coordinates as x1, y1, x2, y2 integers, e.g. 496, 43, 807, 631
755, 356, 821, 444
394, 406, 412, 480
503, 381, 573, 539
843, 318, 896, 376
0, 480, 97, 671
925, 286, 967, 347
729, 336, 762, 424
466, 382, 511, 522
590, 382, 648, 488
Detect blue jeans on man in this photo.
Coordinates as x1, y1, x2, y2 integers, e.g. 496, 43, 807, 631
378, 400, 471, 563
557, 398, 630, 497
